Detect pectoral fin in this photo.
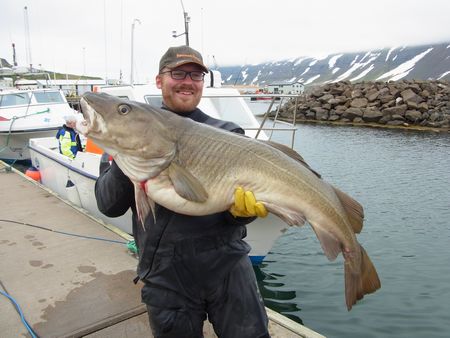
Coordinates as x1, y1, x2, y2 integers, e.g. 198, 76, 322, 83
168, 162, 208, 202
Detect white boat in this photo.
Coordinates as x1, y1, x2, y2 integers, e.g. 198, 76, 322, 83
29, 77, 296, 264
0, 88, 76, 162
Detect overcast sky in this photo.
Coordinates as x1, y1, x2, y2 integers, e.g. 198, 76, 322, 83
1, 0, 449, 83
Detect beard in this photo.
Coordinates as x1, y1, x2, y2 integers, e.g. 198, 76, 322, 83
163, 83, 202, 113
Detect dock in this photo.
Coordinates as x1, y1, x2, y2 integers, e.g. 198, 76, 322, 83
0, 161, 325, 338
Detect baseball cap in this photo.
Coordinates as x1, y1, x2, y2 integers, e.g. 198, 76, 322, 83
159, 45, 209, 73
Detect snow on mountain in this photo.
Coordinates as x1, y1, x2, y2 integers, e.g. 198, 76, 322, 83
218, 42, 450, 87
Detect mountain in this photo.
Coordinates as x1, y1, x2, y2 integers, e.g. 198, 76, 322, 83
217, 42, 450, 88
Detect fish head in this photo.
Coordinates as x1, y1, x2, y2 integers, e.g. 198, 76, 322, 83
78, 92, 176, 160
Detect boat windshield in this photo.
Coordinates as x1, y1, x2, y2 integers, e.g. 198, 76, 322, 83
0, 92, 31, 107
33, 91, 65, 104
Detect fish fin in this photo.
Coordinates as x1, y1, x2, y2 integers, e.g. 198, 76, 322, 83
310, 224, 341, 261
168, 162, 208, 202
261, 140, 322, 178
333, 187, 364, 234
359, 245, 381, 296
133, 182, 155, 230
344, 245, 381, 310
265, 203, 307, 226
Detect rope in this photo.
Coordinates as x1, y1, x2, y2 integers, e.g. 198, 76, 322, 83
0, 280, 39, 338
0, 108, 51, 156
0, 219, 128, 245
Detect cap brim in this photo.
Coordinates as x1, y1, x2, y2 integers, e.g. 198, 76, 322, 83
166, 60, 209, 73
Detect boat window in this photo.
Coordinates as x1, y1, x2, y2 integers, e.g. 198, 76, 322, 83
33, 91, 65, 104
0, 93, 31, 107
144, 95, 163, 107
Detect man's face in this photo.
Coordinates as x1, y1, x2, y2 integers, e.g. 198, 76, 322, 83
156, 63, 204, 114
66, 120, 76, 129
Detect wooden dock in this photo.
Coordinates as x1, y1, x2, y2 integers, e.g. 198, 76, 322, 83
0, 161, 324, 338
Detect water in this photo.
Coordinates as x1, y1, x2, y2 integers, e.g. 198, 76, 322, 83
248, 100, 450, 338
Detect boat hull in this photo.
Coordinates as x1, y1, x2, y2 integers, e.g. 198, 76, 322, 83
0, 128, 60, 161
29, 137, 287, 264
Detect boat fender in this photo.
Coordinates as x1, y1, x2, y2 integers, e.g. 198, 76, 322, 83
25, 167, 41, 182
66, 179, 82, 207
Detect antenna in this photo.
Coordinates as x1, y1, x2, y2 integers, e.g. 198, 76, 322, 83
12, 43, 17, 66
23, 6, 32, 71
172, 0, 190, 46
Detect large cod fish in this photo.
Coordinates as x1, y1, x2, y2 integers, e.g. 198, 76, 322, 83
78, 92, 380, 310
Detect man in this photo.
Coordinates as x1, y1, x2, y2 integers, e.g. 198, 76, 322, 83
56, 115, 83, 159
95, 45, 270, 338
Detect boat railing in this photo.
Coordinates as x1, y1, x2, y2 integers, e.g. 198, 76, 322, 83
200, 93, 301, 149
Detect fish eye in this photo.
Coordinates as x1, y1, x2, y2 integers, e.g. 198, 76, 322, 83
118, 104, 131, 115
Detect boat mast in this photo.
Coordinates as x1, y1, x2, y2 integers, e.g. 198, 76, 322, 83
130, 18, 141, 85
23, 6, 32, 71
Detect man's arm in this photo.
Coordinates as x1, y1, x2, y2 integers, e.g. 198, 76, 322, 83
95, 160, 135, 217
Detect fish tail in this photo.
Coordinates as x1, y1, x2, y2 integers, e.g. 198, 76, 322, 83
344, 244, 381, 311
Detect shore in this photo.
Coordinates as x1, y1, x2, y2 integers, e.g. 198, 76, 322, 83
268, 116, 450, 133
272, 80, 449, 131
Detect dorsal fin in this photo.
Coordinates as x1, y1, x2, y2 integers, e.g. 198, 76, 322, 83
261, 140, 322, 178
333, 187, 364, 233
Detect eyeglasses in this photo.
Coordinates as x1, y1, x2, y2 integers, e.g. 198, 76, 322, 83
160, 70, 205, 81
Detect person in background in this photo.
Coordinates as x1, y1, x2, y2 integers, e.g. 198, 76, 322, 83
56, 115, 83, 159
94, 45, 271, 338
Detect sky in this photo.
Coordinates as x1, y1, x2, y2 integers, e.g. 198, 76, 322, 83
1, 0, 449, 84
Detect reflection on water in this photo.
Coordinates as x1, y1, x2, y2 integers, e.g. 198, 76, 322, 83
253, 264, 303, 324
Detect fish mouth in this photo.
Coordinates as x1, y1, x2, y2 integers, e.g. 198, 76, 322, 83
77, 97, 103, 136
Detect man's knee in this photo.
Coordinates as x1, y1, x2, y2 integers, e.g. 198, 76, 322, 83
146, 305, 203, 338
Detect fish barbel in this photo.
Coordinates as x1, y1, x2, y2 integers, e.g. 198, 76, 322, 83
78, 92, 380, 310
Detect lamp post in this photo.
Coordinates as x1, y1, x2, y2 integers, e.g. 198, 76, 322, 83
130, 18, 141, 85
172, 0, 190, 46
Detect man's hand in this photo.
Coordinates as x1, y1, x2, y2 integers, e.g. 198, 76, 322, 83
230, 187, 268, 218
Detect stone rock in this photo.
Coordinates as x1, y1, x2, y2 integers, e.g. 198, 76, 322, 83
280, 79, 449, 129
313, 107, 329, 120
405, 110, 422, 122
391, 114, 406, 121
401, 88, 423, 104
351, 89, 363, 98
382, 104, 408, 116
350, 97, 368, 108
329, 114, 340, 121
366, 91, 380, 102
343, 107, 363, 120
363, 108, 383, 122
318, 94, 334, 103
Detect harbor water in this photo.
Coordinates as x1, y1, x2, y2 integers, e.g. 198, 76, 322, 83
249, 100, 450, 338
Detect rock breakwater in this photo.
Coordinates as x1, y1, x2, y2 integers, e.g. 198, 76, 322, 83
277, 80, 450, 130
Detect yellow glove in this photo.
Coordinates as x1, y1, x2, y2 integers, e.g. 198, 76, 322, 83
230, 186, 268, 218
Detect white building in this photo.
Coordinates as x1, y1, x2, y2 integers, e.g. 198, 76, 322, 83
267, 80, 305, 95
36, 79, 107, 96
